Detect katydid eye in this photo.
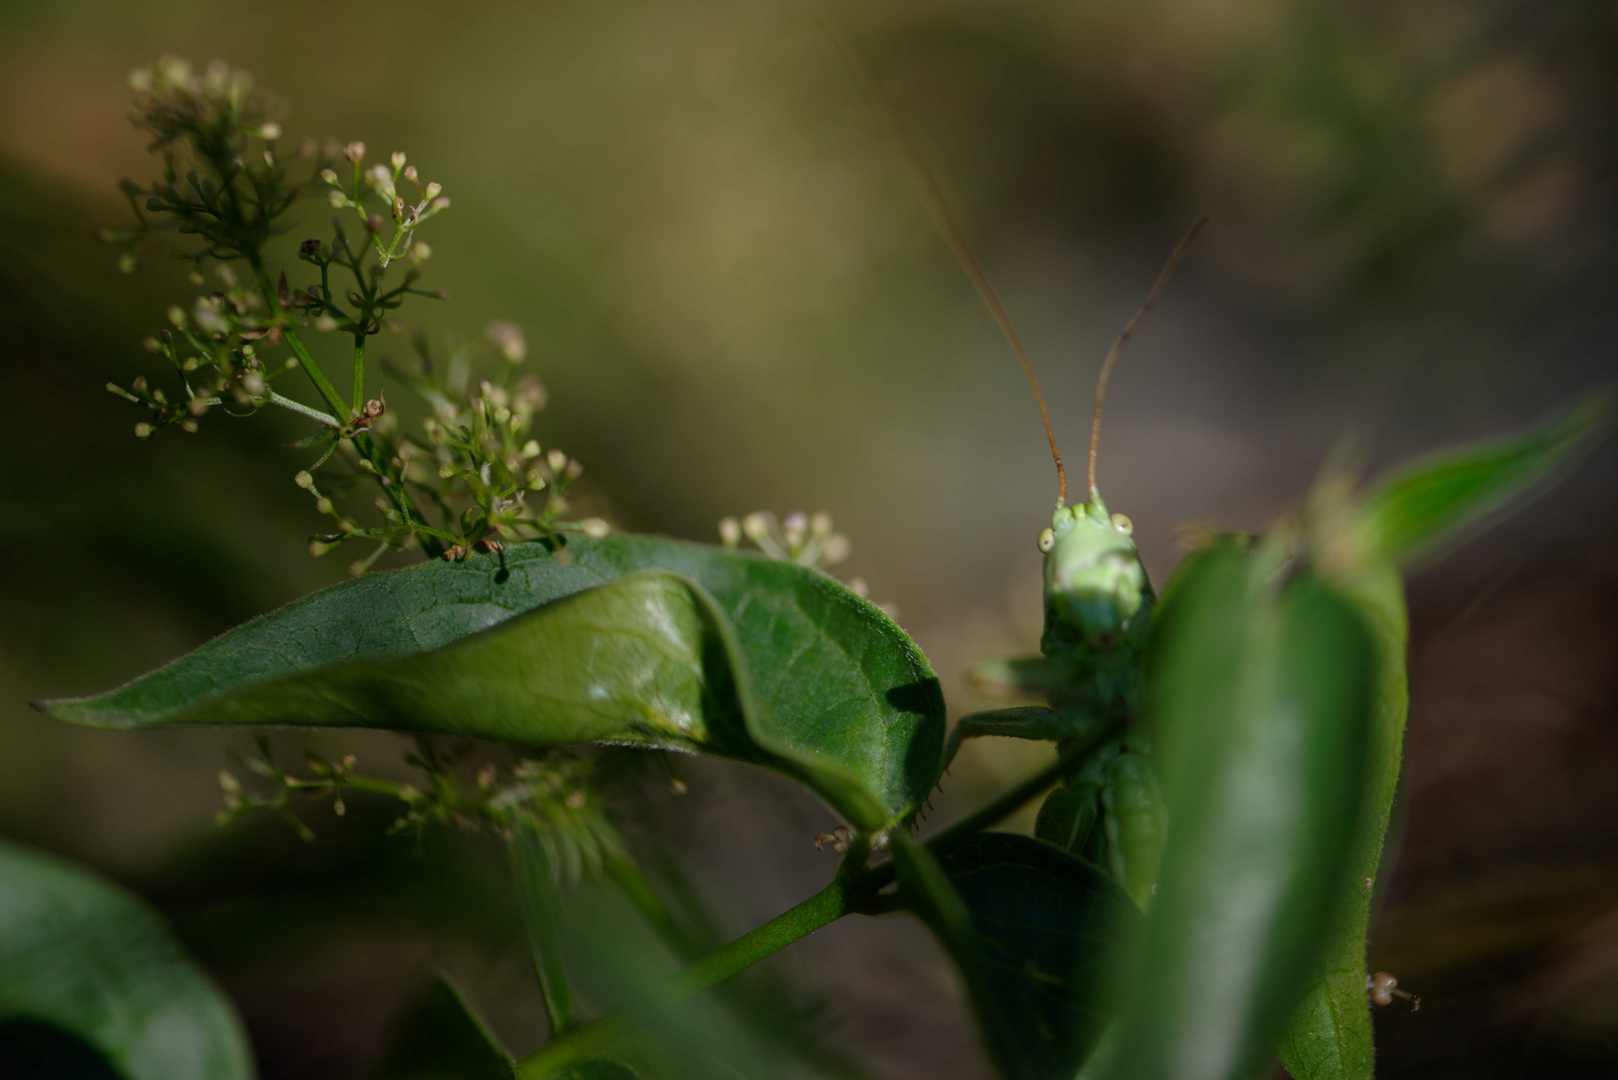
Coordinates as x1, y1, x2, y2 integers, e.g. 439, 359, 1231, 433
1111, 513, 1133, 536
1038, 528, 1055, 553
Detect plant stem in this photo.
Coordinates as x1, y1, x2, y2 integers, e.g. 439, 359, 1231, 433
925, 735, 1097, 849
280, 325, 352, 421
512, 736, 1101, 1074
514, 878, 849, 1078
266, 391, 339, 428
351, 332, 366, 413
247, 259, 351, 420
511, 825, 576, 1037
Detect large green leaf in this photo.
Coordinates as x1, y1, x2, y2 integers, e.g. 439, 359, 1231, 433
1276, 395, 1606, 1080
1105, 541, 1375, 1080
893, 832, 1138, 1080
1353, 394, 1608, 566
375, 974, 516, 1080
0, 840, 254, 1080
36, 536, 944, 830
1273, 562, 1406, 1080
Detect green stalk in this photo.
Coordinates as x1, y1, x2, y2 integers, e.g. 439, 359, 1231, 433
514, 878, 849, 1078
247, 261, 351, 420
351, 332, 366, 413
266, 391, 338, 428
279, 325, 351, 421
511, 825, 576, 1036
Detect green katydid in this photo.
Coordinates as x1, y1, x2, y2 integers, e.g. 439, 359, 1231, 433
853, 47, 1203, 905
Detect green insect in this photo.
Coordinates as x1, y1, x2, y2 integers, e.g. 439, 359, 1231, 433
863, 60, 1203, 905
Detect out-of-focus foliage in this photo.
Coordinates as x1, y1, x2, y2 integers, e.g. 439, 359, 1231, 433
0, 840, 254, 1080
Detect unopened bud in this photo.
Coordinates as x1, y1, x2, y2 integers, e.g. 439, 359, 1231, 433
327, 189, 347, 209
300, 237, 322, 257
547, 448, 567, 473
134, 422, 153, 439
181, 419, 199, 433
391, 151, 406, 169
403, 164, 418, 183
294, 470, 315, 489
320, 167, 338, 185
344, 140, 366, 162
719, 517, 741, 546
258, 122, 282, 140
581, 517, 610, 538
424, 182, 442, 199
485, 321, 525, 362
743, 512, 772, 542
431, 196, 450, 211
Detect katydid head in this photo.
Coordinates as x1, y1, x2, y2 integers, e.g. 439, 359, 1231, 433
1038, 494, 1151, 652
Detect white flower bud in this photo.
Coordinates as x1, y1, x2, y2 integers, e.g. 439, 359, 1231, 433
719, 517, 741, 547
258, 122, 282, 140
344, 140, 366, 163
743, 512, 772, 543
294, 470, 315, 489
391, 151, 406, 169
424, 182, 442, 199
320, 167, 338, 185
485, 321, 525, 363
581, 517, 610, 538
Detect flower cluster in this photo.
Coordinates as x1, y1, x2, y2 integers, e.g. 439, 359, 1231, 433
718, 510, 850, 569
102, 58, 604, 572
218, 735, 621, 877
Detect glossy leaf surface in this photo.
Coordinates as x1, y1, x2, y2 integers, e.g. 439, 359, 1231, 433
0, 840, 253, 1080
37, 536, 944, 829
894, 832, 1138, 1080
1106, 542, 1375, 1080
1354, 394, 1608, 566
376, 975, 515, 1080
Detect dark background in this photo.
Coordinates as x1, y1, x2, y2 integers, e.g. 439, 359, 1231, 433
1, 1, 1615, 1076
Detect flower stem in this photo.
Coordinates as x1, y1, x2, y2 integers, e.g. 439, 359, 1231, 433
514, 878, 849, 1078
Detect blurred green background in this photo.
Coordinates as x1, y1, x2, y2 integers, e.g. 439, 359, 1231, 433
2, 0, 1616, 1076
